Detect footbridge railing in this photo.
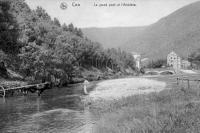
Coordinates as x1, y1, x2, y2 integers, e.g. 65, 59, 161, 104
0, 82, 52, 97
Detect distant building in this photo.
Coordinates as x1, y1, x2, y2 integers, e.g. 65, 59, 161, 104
167, 51, 191, 73
167, 51, 181, 73
131, 52, 141, 69
181, 60, 191, 69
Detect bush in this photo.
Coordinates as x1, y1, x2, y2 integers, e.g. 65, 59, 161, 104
146, 71, 159, 75
147, 59, 167, 68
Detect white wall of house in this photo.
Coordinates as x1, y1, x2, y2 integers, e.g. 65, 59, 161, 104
167, 51, 191, 72
181, 60, 191, 69
131, 52, 141, 70
167, 51, 181, 73
135, 57, 141, 69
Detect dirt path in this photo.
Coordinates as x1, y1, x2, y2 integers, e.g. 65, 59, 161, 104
88, 77, 167, 100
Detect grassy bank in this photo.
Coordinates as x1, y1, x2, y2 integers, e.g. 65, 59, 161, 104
87, 85, 200, 133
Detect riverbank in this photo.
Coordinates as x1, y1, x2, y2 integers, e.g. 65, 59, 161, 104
0, 67, 136, 97
88, 77, 166, 100
85, 76, 200, 133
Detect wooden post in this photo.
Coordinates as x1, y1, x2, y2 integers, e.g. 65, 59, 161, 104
177, 77, 179, 85
198, 81, 200, 89
37, 90, 41, 96
187, 79, 190, 89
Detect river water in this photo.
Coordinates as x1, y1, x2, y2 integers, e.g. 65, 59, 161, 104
0, 84, 97, 133
0, 75, 188, 133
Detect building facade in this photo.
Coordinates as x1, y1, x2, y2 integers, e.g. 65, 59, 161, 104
181, 60, 191, 69
167, 51, 181, 72
131, 52, 141, 70
167, 51, 191, 72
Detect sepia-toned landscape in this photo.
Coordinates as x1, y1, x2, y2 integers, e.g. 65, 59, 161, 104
0, 0, 200, 133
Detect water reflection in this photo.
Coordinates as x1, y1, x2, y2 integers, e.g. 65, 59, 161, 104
0, 85, 95, 133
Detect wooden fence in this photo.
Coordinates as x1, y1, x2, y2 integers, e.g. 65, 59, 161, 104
177, 77, 200, 89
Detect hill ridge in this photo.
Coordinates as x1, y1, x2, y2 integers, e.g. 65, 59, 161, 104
83, 1, 200, 60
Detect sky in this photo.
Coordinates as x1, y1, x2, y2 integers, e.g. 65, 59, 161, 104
25, 0, 200, 28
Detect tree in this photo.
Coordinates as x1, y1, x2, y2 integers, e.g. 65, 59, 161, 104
68, 23, 74, 32
0, 0, 20, 54
188, 49, 200, 68
77, 28, 83, 37
188, 49, 200, 62
0, 50, 8, 62
19, 42, 41, 78
62, 23, 68, 31
35, 6, 51, 21
53, 17, 61, 27
147, 59, 167, 68
2, 0, 137, 84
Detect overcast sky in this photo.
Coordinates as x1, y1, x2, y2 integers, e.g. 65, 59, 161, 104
25, 0, 200, 28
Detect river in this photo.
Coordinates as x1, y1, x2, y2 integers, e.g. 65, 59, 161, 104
0, 76, 174, 133
0, 84, 97, 133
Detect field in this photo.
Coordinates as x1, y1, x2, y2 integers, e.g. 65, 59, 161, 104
86, 74, 200, 133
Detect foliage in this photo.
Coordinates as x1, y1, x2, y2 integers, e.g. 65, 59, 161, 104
147, 59, 167, 68
189, 49, 200, 63
0, 0, 20, 54
0, 0, 136, 84
0, 50, 7, 62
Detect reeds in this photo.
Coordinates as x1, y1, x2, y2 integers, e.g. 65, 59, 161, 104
86, 86, 200, 133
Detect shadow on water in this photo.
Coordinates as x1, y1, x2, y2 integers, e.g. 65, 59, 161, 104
0, 83, 97, 133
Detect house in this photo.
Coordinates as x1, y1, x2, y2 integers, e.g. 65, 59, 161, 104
167, 51, 191, 72
131, 52, 141, 70
167, 51, 181, 72
181, 60, 191, 69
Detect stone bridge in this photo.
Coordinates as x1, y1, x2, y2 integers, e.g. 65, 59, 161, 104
145, 70, 175, 75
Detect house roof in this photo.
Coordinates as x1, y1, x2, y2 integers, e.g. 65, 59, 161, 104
168, 51, 182, 57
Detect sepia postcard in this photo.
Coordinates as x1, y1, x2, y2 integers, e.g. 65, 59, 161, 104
0, 0, 200, 132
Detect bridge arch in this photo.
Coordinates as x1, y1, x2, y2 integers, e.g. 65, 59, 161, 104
159, 70, 175, 75
145, 70, 175, 75
145, 71, 159, 75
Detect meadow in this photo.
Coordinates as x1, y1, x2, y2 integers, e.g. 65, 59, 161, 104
87, 74, 200, 133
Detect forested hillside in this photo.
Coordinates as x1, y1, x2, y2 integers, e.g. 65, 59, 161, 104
123, 1, 200, 59
82, 27, 145, 48
83, 1, 200, 60
0, 0, 135, 85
